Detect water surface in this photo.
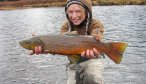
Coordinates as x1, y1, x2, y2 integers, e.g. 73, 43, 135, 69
0, 5, 146, 84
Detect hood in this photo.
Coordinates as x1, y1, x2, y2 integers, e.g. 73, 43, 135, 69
65, 0, 92, 21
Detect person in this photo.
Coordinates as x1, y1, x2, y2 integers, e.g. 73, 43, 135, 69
30, 0, 105, 84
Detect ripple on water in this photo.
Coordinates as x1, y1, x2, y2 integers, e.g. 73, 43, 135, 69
0, 6, 146, 84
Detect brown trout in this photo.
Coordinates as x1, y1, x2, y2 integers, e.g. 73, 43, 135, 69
19, 34, 128, 64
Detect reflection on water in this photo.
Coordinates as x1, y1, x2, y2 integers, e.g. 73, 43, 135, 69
0, 6, 146, 84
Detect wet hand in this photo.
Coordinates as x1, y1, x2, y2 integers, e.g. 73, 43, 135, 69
29, 46, 42, 55
29, 46, 49, 55
29, 32, 48, 55
81, 48, 100, 59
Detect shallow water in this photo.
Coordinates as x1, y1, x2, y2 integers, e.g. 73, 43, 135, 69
0, 5, 146, 84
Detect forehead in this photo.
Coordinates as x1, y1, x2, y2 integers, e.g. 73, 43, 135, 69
67, 4, 85, 11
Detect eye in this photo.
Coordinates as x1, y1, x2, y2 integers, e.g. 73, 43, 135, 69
76, 10, 82, 13
67, 11, 73, 15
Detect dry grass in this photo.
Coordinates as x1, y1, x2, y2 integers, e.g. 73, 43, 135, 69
97, 0, 146, 5
0, 0, 146, 10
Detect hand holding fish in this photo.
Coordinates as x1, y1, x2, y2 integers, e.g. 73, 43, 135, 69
30, 34, 101, 59
29, 32, 48, 55
29, 46, 49, 55
81, 35, 100, 59
19, 34, 128, 64
81, 48, 100, 59
31, 45, 100, 60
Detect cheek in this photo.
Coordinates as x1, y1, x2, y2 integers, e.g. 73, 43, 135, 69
68, 14, 72, 19
81, 15, 86, 20
79, 13, 86, 21
82, 12, 86, 18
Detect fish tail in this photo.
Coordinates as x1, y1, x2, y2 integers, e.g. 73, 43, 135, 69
105, 42, 128, 64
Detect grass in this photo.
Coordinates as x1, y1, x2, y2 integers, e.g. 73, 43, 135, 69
97, 0, 146, 5
0, 0, 146, 10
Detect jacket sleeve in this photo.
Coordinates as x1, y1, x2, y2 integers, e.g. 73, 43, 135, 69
89, 19, 104, 40
60, 21, 69, 34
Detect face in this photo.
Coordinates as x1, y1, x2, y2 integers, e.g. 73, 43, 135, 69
67, 4, 86, 25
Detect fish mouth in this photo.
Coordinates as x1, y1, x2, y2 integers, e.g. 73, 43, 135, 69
19, 41, 23, 47
19, 40, 30, 49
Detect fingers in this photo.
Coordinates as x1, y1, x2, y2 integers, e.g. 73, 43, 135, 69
81, 51, 85, 57
81, 49, 91, 59
93, 48, 100, 57
81, 48, 100, 59
35, 46, 42, 54
86, 49, 90, 58
89, 50, 94, 59
29, 46, 49, 55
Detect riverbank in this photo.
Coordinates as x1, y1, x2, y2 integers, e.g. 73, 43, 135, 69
0, 0, 146, 10
97, 0, 146, 5
0, 0, 67, 10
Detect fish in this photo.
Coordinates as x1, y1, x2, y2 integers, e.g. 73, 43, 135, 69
19, 34, 128, 64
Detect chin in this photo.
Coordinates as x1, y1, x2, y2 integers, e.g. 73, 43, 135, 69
73, 22, 81, 25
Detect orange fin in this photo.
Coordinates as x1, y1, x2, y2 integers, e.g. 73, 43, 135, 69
105, 42, 128, 64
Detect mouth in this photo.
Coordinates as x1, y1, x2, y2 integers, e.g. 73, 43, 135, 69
72, 19, 81, 25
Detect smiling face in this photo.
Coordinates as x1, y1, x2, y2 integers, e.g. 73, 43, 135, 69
67, 4, 86, 25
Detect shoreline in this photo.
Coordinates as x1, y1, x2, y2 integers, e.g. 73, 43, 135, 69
0, 0, 146, 10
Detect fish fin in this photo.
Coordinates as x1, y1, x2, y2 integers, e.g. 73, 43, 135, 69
106, 42, 128, 64
68, 55, 80, 64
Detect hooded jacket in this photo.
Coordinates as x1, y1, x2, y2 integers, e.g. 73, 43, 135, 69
61, 0, 104, 63
61, 0, 104, 35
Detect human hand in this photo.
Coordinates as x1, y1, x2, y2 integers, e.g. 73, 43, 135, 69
81, 48, 100, 59
29, 46, 42, 55
29, 46, 49, 55
29, 32, 44, 55
29, 32, 49, 55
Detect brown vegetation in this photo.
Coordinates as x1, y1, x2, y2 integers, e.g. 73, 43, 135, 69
0, 0, 146, 10
0, 0, 66, 8
97, 0, 146, 5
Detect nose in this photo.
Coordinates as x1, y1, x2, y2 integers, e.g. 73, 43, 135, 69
71, 12, 78, 19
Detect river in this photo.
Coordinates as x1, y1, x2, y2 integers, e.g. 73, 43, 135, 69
0, 5, 146, 84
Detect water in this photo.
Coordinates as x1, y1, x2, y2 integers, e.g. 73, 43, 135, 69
0, 5, 146, 84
